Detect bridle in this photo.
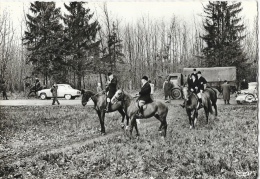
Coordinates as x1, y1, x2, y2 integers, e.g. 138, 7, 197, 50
113, 90, 125, 106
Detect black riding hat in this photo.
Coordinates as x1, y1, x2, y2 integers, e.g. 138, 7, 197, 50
197, 71, 201, 74
142, 76, 148, 81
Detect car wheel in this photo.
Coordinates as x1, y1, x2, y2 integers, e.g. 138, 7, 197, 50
65, 94, 72, 100
40, 93, 47, 100
245, 94, 255, 103
236, 101, 241, 104
171, 88, 182, 99
71, 96, 76, 100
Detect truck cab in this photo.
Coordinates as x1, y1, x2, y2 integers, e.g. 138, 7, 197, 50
166, 73, 184, 99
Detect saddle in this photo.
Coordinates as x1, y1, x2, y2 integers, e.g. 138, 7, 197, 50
136, 98, 153, 110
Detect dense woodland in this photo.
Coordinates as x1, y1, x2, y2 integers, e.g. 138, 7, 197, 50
0, 1, 258, 93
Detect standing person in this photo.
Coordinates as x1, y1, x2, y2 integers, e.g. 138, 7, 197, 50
196, 71, 207, 108
105, 72, 117, 112
221, 80, 231, 104
51, 83, 60, 105
163, 78, 172, 102
35, 78, 41, 95
136, 76, 152, 117
240, 79, 248, 90
148, 80, 154, 100
192, 68, 198, 80
1, 80, 8, 100
97, 82, 102, 93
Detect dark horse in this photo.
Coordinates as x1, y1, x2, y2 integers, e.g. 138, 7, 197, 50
112, 89, 168, 138
26, 83, 44, 98
182, 86, 218, 129
81, 90, 130, 135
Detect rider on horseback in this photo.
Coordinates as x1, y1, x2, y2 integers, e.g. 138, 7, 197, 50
196, 71, 207, 108
105, 72, 118, 112
180, 68, 197, 108
136, 76, 152, 118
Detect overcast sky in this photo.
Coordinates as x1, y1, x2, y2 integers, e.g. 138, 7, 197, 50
0, 1, 258, 35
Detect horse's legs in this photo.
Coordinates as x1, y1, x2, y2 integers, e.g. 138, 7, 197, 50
99, 110, 106, 134
213, 103, 218, 116
161, 117, 167, 137
187, 109, 193, 129
133, 119, 140, 136
128, 117, 136, 138
28, 91, 33, 98
154, 114, 163, 131
118, 108, 125, 129
204, 107, 209, 124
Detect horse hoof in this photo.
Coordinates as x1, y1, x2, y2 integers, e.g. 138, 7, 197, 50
101, 132, 106, 135
190, 126, 192, 129
125, 126, 129, 130
121, 123, 125, 129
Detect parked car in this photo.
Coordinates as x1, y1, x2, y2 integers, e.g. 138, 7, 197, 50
236, 82, 258, 104
237, 82, 258, 95
37, 84, 81, 100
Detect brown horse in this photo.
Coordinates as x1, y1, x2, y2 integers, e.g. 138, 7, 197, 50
81, 90, 131, 135
112, 89, 168, 138
182, 86, 218, 129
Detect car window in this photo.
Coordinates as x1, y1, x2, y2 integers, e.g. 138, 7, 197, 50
58, 86, 65, 90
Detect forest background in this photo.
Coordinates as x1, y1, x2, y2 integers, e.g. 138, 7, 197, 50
0, 1, 258, 93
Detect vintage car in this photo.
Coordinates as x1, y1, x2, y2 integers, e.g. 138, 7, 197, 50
236, 82, 258, 104
37, 84, 81, 100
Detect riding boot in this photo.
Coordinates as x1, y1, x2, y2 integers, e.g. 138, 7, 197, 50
105, 102, 110, 112
198, 98, 203, 108
227, 100, 230, 105
138, 106, 144, 118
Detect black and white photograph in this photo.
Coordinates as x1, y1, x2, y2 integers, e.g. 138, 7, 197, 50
0, 0, 258, 178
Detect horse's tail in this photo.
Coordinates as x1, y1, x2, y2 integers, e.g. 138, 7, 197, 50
207, 87, 218, 101
207, 96, 213, 114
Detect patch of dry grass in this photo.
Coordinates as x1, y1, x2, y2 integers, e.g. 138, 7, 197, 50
0, 104, 257, 178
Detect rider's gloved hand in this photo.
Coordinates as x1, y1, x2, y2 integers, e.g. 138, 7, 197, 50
191, 89, 194, 92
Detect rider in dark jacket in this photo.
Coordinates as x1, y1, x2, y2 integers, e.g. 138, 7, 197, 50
105, 72, 118, 112
196, 71, 207, 108
137, 76, 152, 117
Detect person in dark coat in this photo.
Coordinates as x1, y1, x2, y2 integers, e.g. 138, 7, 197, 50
136, 76, 152, 117
196, 71, 207, 108
221, 80, 231, 104
163, 78, 172, 102
180, 73, 198, 108
105, 72, 117, 112
51, 83, 60, 105
1, 80, 8, 100
240, 79, 248, 90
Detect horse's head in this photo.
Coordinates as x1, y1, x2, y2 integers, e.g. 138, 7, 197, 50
81, 90, 94, 106
182, 86, 190, 101
112, 89, 124, 102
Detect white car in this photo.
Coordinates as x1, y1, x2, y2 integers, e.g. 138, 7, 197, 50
236, 82, 258, 104
37, 84, 81, 100
237, 82, 258, 95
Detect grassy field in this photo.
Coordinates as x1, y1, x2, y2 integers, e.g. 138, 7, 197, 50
0, 103, 258, 178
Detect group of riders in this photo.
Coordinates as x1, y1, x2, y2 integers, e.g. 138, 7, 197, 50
104, 68, 208, 117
